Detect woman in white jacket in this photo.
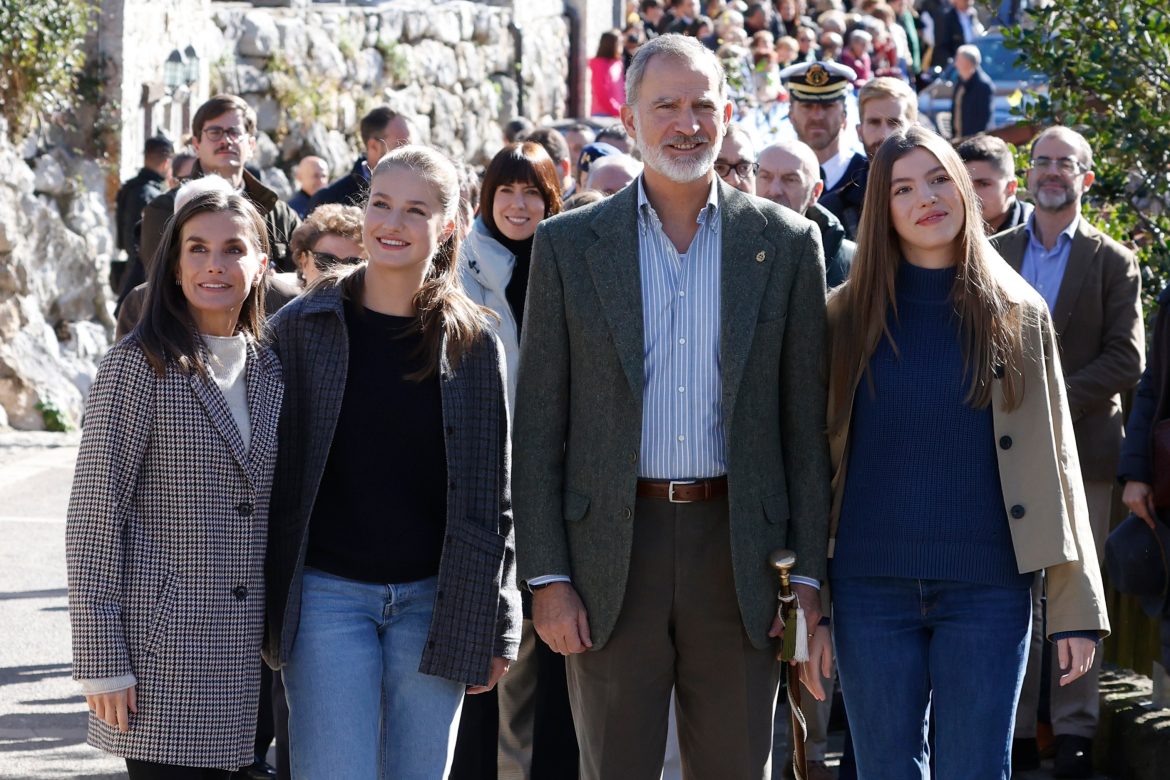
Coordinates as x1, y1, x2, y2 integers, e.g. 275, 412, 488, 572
456, 140, 566, 777
460, 141, 564, 406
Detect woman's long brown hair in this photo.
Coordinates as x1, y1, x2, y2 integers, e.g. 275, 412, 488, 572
134, 188, 269, 378
827, 126, 1027, 434
322, 145, 492, 381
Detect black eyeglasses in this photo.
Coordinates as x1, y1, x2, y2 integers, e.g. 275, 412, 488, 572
1030, 156, 1087, 175
201, 125, 248, 142
311, 251, 364, 268
714, 160, 760, 178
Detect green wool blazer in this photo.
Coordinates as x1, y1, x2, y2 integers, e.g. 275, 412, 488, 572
512, 179, 832, 651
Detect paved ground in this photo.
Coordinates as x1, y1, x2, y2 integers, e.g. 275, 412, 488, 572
0, 431, 125, 779
0, 431, 1107, 779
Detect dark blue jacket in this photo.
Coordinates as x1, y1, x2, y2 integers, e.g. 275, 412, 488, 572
1119, 286, 1170, 485
955, 67, 994, 138
308, 157, 369, 213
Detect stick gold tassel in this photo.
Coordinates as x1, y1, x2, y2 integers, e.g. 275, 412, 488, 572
770, 548, 808, 780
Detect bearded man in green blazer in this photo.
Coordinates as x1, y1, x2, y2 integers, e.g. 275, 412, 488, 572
512, 34, 832, 780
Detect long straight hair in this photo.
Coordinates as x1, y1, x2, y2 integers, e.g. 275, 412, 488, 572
828, 126, 1026, 433
134, 188, 269, 378
325, 145, 492, 381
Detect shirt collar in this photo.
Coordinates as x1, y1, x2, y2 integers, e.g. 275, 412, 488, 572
636, 174, 721, 235
1025, 213, 1080, 248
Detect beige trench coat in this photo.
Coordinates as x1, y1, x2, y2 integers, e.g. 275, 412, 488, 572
826, 263, 1109, 638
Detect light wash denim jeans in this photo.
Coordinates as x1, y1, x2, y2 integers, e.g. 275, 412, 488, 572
832, 577, 1032, 780
282, 568, 465, 780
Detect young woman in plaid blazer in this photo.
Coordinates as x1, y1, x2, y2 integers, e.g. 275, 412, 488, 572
265, 145, 521, 779
66, 180, 283, 779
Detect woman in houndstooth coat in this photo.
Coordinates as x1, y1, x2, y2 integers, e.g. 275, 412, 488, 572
66, 182, 283, 779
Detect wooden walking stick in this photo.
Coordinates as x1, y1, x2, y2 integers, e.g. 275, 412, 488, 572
770, 548, 808, 780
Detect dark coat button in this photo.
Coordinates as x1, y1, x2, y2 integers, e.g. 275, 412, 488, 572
232, 586, 248, 600
1010, 505, 1026, 519
236, 502, 253, 517
622, 507, 632, 520
629, 451, 638, 464
999, 436, 1013, 450
445, 426, 454, 435
449, 481, 456, 492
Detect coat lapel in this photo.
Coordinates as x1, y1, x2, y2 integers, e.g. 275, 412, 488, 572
187, 357, 252, 482
718, 183, 773, 421
1050, 223, 1097, 336
245, 341, 283, 480
297, 288, 350, 492
584, 186, 644, 397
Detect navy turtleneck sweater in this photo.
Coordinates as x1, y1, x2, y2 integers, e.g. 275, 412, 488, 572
832, 261, 1031, 590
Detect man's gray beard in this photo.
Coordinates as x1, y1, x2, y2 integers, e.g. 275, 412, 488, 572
1034, 184, 1076, 212
635, 124, 720, 184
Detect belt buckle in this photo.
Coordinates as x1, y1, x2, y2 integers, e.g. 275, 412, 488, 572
668, 480, 696, 503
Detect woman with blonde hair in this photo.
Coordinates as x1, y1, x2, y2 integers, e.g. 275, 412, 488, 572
824, 125, 1108, 777
265, 145, 520, 778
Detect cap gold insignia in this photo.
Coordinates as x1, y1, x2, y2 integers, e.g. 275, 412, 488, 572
807, 64, 830, 87
756, 251, 766, 263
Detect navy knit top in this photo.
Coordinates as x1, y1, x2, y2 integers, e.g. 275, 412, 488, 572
831, 261, 1031, 590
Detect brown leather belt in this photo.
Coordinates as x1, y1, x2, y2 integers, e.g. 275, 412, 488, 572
636, 476, 728, 503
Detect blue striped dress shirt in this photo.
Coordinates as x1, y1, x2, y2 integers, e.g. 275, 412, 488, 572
636, 176, 726, 480
1020, 214, 1079, 313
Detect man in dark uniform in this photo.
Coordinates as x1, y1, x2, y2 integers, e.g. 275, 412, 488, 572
309, 106, 416, 213
112, 136, 173, 292
780, 60, 867, 238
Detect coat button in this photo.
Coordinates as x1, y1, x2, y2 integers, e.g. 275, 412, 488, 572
1010, 505, 1026, 519
629, 451, 638, 464
232, 586, 248, 600
999, 436, 1013, 450
445, 426, 454, 436
236, 502, 252, 517
449, 480, 456, 492
622, 507, 632, 520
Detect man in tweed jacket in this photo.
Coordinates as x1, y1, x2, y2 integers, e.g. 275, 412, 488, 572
512, 34, 832, 779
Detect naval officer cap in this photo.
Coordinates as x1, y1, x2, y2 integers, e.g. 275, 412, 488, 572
778, 60, 857, 103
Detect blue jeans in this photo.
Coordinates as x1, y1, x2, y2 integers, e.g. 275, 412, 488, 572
282, 568, 465, 780
832, 577, 1031, 780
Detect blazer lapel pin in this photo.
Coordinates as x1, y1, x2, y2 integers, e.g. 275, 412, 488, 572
755, 250, 766, 263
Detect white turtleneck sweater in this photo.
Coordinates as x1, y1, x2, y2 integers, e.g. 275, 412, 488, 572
203, 333, 251, 451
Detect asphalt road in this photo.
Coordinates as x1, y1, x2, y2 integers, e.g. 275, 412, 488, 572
0, 432, 125, 779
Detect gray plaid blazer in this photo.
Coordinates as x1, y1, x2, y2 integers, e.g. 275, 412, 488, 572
66, 336, 283, 769
263, 282, 521, 686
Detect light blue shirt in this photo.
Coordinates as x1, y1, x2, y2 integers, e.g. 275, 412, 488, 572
636, 176, 726, 480
1020, 214, 1079, 313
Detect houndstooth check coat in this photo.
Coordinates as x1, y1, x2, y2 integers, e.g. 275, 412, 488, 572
66, 336, 283, 769
263, 282, 521, 685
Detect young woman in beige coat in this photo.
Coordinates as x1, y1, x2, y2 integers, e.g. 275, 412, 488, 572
822, 126, 1108, 778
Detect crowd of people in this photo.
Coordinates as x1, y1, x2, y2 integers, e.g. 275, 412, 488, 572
67, 3, 1168, 780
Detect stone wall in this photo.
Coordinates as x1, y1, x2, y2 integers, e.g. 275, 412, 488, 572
0, 124, 112, 430
207, 0, 572, 194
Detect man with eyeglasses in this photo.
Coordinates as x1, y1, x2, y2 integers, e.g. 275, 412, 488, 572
117, 94, 302, 342
714, 125, 758, 195
992, 126, 1144, 778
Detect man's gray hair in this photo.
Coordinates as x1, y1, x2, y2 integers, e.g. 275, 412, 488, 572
1031, 125, 1094, 170
956, 43, 981, 66
625, 33, 728, 106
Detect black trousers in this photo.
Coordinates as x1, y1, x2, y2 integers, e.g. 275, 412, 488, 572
126, 758, 233, 780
